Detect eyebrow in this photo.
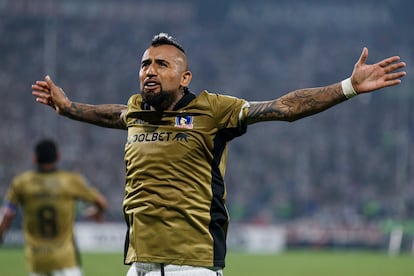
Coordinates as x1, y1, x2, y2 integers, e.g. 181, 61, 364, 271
141, 58, 170, 66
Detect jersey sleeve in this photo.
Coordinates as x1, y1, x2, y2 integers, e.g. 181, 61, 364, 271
209, 93, 250, 137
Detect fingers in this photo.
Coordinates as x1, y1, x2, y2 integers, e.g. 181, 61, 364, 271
384, 71, 406, 82
31, 75, 55, 93
32, 81, 49, 92
380, 58, 406, 87
32, 90, 51, 104
383, 79, 402, 88
34, 97, 50, 105
378, 56, 403, 68
32, 75, 70, 112
32, 77, 53, 106
383, 61, 406, 74
45, 75, 56, 88
357, 47, 368, 65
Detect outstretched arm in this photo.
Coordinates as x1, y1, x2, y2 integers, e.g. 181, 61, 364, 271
246, 47, 406, 124
32, 76, 128, 130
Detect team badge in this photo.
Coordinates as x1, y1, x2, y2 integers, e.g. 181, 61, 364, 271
175, 115, 193, 129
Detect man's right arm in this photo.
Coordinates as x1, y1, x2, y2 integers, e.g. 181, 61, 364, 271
32, 75, 128, 130
60, 102, 127, 129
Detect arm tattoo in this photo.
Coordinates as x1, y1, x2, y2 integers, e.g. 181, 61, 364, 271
246, 83, 346, 124
62, 102, 127, 129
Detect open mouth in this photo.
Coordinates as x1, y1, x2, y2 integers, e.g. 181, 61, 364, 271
144, 80, 160, 90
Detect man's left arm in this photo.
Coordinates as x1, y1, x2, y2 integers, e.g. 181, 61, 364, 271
246, 47, 406, 124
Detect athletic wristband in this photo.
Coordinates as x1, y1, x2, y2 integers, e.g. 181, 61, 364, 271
341, 78, 357, 99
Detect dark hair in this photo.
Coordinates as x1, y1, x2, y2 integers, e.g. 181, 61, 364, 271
35, 139, 58, 164
151, 33, 186, 54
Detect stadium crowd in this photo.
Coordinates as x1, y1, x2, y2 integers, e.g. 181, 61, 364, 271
1, 0, 413, 240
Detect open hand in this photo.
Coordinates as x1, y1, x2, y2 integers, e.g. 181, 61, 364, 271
31, 75, 71, 114
351, 47, 406, 94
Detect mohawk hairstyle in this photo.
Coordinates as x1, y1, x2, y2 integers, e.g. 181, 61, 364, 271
151, 32, 186, 54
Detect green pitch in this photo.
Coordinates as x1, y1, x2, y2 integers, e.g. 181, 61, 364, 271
1, 248, 413, 276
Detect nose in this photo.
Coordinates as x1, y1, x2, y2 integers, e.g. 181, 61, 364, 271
146, 64, 157, 77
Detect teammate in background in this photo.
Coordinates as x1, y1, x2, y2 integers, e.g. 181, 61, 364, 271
31, 33, 406, 276
0, 139, 108, 276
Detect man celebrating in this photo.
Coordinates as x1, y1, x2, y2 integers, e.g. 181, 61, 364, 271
32, 33, 405, 275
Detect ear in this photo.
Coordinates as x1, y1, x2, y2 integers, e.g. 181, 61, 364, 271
180, 70, 192, 87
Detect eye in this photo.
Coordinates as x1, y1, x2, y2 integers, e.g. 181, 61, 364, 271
158, 60, 168, 67
141, 60, 150, 69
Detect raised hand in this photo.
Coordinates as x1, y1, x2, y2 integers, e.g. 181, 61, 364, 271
31, 75, 71, 114
351, 47, 406, 94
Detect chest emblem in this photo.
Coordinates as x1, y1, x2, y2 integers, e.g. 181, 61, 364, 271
175, 115, 193, 129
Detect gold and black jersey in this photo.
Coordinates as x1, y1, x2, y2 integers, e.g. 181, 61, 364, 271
123, 90, 249, 268
5, 170, 102, 273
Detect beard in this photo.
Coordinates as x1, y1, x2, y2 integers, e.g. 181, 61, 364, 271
141, 89, 176, 111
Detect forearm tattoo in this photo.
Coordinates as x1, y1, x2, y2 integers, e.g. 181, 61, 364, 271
62, 102, 127, 129
247, 83, 346, 124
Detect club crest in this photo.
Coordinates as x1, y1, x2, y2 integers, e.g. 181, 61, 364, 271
175, 115, 193, 129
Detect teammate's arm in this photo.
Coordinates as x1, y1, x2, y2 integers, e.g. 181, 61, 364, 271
246, 47, 406, 125
32, 76, 127, 130
0, 203, 17, 244
82, 195, 108, 222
